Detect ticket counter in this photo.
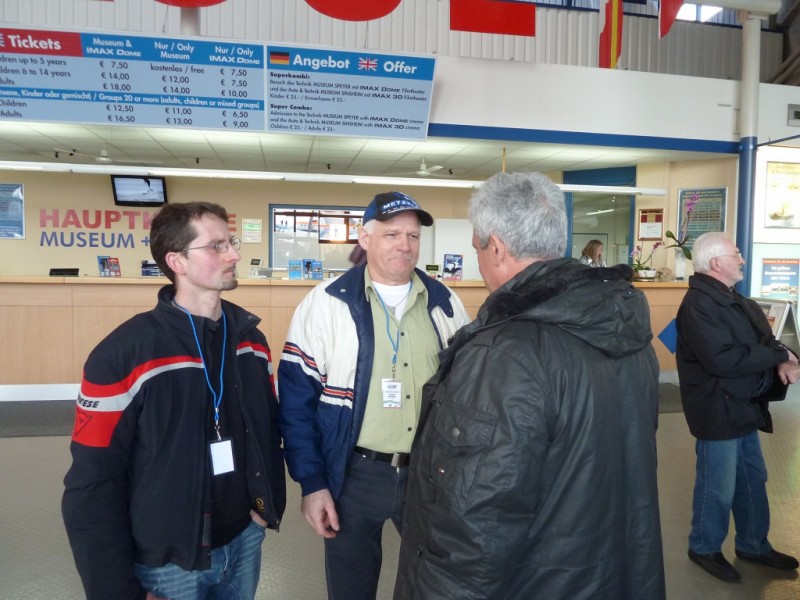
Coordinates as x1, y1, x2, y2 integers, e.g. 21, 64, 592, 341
0, 277, 684, 388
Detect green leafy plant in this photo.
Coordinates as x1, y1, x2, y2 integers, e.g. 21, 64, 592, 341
665, 192, 698, 260
631, 241, 664, 270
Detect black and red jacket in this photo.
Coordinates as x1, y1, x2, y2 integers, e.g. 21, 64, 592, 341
62, 285, 285, 600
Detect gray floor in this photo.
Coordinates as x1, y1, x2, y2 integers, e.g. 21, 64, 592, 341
2, 390, 800, 599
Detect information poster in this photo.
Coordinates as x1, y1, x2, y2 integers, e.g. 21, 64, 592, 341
764, 162, 800, 229
678, 188, 726, 252
266, 45, 435, 139
0, 183, 25, 239
760, 258, 800, 300
0, 28, 435, 141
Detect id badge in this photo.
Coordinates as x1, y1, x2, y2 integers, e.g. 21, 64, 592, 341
382, 378, 402, 408
209, 438, 236, 475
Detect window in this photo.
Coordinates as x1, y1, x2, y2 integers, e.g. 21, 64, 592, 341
270, 205, 365, 269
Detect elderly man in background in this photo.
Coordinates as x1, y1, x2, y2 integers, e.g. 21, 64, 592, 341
394, 172, 665, 599
278, 191, 470, 600
676, 231, 800, 583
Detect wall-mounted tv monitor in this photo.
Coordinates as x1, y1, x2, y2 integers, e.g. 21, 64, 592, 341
110, 175, 168, 207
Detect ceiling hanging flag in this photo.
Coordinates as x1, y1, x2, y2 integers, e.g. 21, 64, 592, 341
598, 0, 623, 68
155, 0, 227, 7
450, 0, 536, 37
659, 0, 684, 38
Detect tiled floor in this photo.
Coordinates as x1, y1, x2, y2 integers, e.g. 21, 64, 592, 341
2, 388, 800, 599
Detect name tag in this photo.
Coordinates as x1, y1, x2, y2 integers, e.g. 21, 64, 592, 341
382, 378, 402, 408
210, 438, 235, 475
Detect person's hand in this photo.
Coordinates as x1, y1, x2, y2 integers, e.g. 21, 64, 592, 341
301, 489, 340, 539
777, 361, 800, 385
250, 509, 268, 528
146, 593, 167, 600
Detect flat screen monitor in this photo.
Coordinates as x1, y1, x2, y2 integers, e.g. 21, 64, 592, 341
110, 175, 168, 207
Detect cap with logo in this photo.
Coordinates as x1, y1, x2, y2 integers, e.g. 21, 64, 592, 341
362, 191, 434, 227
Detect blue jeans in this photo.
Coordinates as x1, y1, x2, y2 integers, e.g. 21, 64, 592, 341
689, 430, 772, 556
134, 519, 267, 600
324, 452, 408, 600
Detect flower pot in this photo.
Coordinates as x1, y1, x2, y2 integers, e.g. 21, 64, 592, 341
634, 269, 658, 281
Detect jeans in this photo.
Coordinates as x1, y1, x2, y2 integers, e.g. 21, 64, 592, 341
689, 430, 772, 556
134, 519, 267, 600
324, 451, 408, 600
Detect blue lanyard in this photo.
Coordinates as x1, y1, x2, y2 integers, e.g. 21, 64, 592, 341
374, 282, 411, 379
175, 301, 227, 441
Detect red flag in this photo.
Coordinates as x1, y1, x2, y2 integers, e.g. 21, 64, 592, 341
598, 0, 623, 69
659, 0, 683, 38
451, 0, 536, 37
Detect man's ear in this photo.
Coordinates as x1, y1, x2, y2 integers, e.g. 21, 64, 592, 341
488, 235, 506, 265
358, 227, 369, 251
165, 251, 187, 277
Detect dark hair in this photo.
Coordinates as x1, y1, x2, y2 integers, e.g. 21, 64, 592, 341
150, 202, 229, 282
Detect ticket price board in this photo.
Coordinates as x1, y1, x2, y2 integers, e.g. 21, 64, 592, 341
0, 27, 265, 131
1, 28, 436, 141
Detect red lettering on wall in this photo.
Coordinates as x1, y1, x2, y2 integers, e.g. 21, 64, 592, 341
304, 0, 401, 21
451, 0, 536, 37
40, 209, 59, 228
105, 211, 121, 229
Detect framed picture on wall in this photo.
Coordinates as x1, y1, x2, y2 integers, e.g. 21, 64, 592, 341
764, 162, 800, 229
637, 209, 664, 241
677, 188, 726, 253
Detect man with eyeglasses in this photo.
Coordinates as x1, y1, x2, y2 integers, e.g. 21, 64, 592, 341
63, 202, 286, 600
676, 231, 800, 584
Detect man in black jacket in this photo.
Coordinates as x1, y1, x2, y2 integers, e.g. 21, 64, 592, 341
677, 232, 800, 583
394, 172, 665, 599
62, 202, 285, 600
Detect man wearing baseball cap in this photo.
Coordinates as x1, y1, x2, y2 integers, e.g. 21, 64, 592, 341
278, 191, 470, 599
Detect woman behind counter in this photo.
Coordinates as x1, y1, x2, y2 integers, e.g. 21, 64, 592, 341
579, 239, 608, 267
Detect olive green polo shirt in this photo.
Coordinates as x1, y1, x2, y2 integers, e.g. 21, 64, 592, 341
357, 270, 441, 453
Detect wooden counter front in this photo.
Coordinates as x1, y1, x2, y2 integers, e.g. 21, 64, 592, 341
0, 277, 488, 386
0, 277, 684, 386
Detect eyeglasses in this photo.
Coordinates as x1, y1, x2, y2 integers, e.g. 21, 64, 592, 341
716, 252, 743, 260
182, 237, 241, 254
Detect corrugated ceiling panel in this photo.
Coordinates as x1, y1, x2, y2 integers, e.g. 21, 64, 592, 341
0, 0, 786, 83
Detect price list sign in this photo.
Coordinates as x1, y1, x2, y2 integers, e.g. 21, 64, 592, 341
0, 27, 265, 131
266, 45, 435, 140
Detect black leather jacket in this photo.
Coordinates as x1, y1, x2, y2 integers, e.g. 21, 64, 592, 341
676, 273, 791, 440
395, 259, 665, 600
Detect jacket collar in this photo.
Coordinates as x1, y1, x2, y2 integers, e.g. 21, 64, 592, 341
327, 264, 455, 316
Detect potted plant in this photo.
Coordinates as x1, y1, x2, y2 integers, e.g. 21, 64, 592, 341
631, 241, 663, 280
665, 192, 697, 279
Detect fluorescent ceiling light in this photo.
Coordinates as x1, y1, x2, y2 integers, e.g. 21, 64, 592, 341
559, 184, 666, 195
352, 176, 482, 188
585, 208, 615, 216
0, 161, 665, 194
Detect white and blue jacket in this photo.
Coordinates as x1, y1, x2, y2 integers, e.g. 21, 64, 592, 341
277, 264, 470, 499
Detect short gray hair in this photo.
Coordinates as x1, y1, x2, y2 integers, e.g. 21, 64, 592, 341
469, 172, 567, 259
692, 231, 731, 274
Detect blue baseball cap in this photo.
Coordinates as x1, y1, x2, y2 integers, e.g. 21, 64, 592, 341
362, 191, 434, 227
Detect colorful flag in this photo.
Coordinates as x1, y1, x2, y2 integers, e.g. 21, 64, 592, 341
659, 0, 684, 38
358, 57, 378, 71
598, 0, 623, 69
450, 0, 535, 37
269, 51, 290, 65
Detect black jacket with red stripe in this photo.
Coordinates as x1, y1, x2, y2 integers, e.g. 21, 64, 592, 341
62, 285, 286, 600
